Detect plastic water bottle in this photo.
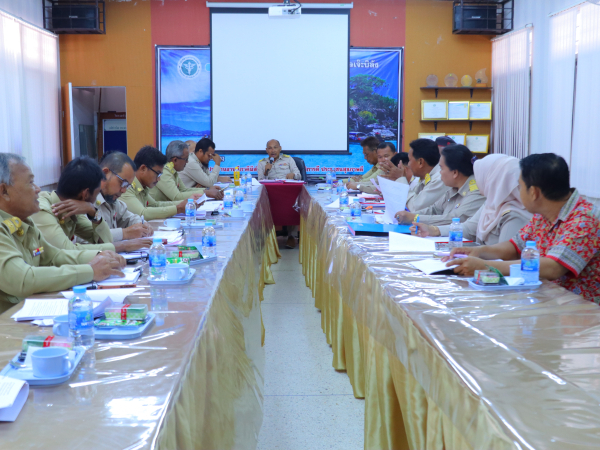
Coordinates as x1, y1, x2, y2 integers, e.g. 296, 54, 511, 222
224, 191, 234, 213
339, 189, 349, 209
521, 241, 540, 284
185, 198, 196, 226
448, 218, 463, 248
69, 286, 94, 349
331, 169, 337, 185
326, 171, 332, 185
202, 225, 216, 257
336, 181, 344, 195
235, 188, 244, 205
350, 199, 362, 217
149, 237, 166, 279
245, 173, 250, 186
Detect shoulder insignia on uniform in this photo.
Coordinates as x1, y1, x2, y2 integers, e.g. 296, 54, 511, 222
95, 200, 101, 206
469, 179, 479, 192
59, 219, 65, 225
424, 173, 431, 186
165, 162, 175, 173
2, 217, 22, 235
501, 209, 511, 216
282, 154, 290, 158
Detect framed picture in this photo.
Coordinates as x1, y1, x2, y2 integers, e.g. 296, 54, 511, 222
466, 135, 489, 153
469, 102, 492, 120
448, 101, 470, 120
418, 133, 444, 140
445, 134, 466, 145
421, 100, 448, 120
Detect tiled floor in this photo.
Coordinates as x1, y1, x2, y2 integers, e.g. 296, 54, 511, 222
257, 241, 364, 450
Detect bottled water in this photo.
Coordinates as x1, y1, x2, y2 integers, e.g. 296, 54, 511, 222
350, 199, 362, 217
185, 198, 196, 226
336, 181, 344, 195
339, 189, 349, 209
235, 188, 244, 205
448, 218, 463, 248
69, 286, 94, 349
223, 191, 234, 213
331, 169, 337, 185
245, 173, 251, 186
202, 225, 217, 258
149, 237, 166, 279
326, 171, 332, 185
521, 241, 540, 284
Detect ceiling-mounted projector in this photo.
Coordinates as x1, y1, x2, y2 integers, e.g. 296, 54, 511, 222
268, 4, 301, 16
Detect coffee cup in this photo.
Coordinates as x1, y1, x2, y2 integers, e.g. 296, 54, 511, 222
231, 208, 244, 218
31, 347, 73, 378
242, 203, 253, 213
52, 315, 69, 337
166, 263, 189, 281
164, 218, 181, 229
510, 264, 521, 278
361, 215, 376, 224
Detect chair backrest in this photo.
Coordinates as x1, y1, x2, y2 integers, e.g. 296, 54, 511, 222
292, 156, 307, 181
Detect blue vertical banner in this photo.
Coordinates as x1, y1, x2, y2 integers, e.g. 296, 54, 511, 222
157, 47, 402, 176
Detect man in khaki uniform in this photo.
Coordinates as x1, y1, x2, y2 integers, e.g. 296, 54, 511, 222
404, 138, 451, 212
0, 153, 125, 314
150, 140, 224, 201
257, 139, 301, 180
121, 146, 188, 220
346, 136, 381, 188
352, 142, 396, 194
180, 138, 232, 188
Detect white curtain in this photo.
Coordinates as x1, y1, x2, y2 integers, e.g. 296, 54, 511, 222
571, 3, 600, 198
491, 27, 532, 158
543, 7, 577, 162
0, 9, 61, 187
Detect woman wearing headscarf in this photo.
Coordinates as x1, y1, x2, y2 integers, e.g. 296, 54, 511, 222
412, 153, 532, 245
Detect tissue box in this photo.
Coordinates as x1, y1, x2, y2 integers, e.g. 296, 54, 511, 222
22, 335, 73, 352
474, 270, 500, 285
105, 304, 148, 320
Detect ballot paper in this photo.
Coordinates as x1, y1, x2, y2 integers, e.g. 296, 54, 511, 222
0, 377, 28, 422
389, 232, 437, 252
377, 176, 409, 224
325, 198, 340, 209
198, 201, 223, 212
409, 259, 454, 275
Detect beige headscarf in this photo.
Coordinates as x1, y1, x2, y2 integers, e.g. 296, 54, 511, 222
474, 154, 531, 243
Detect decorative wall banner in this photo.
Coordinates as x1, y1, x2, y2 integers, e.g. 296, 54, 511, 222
156, 46, 402, 175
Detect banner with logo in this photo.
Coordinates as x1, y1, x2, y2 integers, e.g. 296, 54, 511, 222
156, 47, 402, 176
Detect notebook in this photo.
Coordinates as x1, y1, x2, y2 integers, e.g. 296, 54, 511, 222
347, 222, 411, 237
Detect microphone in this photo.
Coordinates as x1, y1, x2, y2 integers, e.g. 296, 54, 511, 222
269, 157, 274, 164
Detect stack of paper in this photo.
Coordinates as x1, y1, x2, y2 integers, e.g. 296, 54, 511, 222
153, 230, 184, 244
377, 176, 409, 224
60, 288, 142, 304
195, 194, 208, 204
409, 259, 454, 275
389, 232, 437, 252
0, 377, 28, 422
251, 178, 260, 186
325, 198, 340, 209
12, 298, 110, 322
198, 201, 223, 212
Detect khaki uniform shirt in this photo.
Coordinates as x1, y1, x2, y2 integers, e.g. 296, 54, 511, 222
150, 162, 205, 202
120, 177, 178, 221
357, 174, 417, 195
414, 175, 486, 226
96, 193, 142, 242
0, 209, 97, 314
32, 191, 115, 251
180, 152, 221, 188
406, 164, 452, 212
257, 154, 301, 180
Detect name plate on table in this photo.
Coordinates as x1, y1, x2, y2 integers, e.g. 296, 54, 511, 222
347, 222, 411, 237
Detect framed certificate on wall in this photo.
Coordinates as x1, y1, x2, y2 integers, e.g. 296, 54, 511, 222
418, 133, 444, 140
446, 134, 466, 145
469, 102, 492, 120
421, 100, 448, 120
448, 101, 470, 120
466, 135, 489, 153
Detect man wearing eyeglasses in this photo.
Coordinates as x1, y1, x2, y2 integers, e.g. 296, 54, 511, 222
121, 146, 190, 220
95, 152, 154, 242
150, 140, 224, 202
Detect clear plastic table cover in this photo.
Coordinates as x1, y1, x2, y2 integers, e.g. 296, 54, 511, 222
299, 186, 600, 450
0, 187, 270, 450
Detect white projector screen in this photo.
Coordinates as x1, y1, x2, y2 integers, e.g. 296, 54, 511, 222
211, 11, 349, 151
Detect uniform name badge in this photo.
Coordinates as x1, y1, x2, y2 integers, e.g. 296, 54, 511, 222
32, 246, 44, 257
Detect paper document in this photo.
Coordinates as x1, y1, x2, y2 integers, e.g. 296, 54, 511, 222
377, 176, 409, 224
285, 180, 304, 183
198, 201, 223, 212
389, 232, 437, 252
425, 237, 468, 243
409, 259, 454, 275
0, 377, 28, 422
251, 178, 260, 186
61, 288, 142, 305
120, 252, 148, 260
195, 194, 208, 204
325, 198, 340, 209
12, 297, 111, 321
153, 230, 183, 243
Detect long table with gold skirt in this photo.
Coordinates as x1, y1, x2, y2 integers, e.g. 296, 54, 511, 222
298, 185, 600, 450
0, 186, 279, 449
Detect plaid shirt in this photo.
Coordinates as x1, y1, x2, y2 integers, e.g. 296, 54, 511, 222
511, 190, 600, 303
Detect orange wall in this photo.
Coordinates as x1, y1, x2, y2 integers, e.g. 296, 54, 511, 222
59, 1, 153, 159
404, 0, 492, 151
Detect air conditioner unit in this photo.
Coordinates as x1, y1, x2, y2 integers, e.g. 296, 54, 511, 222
43, 0, 105, 34
452, 0, 513, 35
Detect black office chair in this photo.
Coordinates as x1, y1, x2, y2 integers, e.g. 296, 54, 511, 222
292, 156, 307, 181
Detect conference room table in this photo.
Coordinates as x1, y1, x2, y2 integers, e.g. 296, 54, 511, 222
298, 185, 600, 450
0, 185, 278, 450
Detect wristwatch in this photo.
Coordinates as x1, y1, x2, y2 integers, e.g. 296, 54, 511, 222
87, 208, 102, 224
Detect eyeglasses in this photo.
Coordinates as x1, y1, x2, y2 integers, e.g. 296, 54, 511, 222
174, 156, 189, 163
149, 167, 162, 179
110, 169, 132, 189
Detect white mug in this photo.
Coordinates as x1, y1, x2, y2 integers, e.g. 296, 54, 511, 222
166, 263, 189, 281
510, 264, 521, 278
164, 218, 181, 229
52, 315, 69, 337
31, 347, 73, 378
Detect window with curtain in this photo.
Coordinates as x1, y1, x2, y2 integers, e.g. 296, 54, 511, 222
570, 3, 600, 198
0, 9, 61, 187
491, 27, 532, 159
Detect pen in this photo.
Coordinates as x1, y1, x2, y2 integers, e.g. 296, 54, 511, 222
415, 215, 420, 234
98, 284, 137, 289
141, 215, 145, 224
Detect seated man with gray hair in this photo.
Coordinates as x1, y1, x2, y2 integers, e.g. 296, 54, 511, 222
150, 140, 224, 202
0, 153, 126, 314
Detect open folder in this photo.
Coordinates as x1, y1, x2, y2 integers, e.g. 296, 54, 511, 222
0, 377, 28, 422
